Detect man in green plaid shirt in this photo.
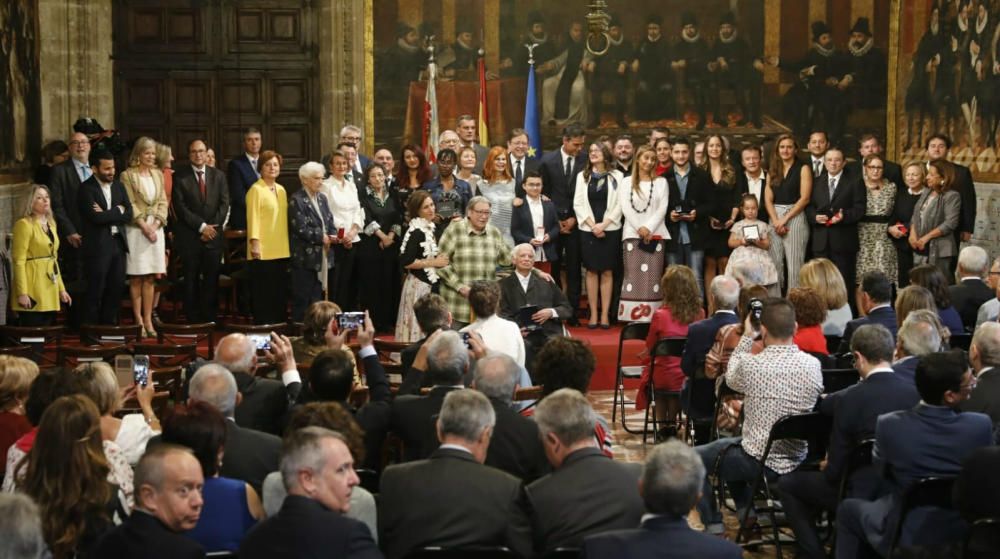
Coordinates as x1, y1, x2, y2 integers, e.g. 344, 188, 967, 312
437, 196, 513, 325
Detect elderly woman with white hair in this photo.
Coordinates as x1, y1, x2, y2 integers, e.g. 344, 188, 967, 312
288, 161, 336, 322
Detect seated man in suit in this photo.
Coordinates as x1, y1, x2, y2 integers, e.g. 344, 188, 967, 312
379, 390, 531, 559
390, 331, 468, 462
583, 440, 743, 559
960, 321, 1000, 426
778, 324, 920, 559
836, 350, 993, 558
950, 245, 993, 331
472, 353, 549, 481
975, 258, 1000, 327
215, 332, 303, 436
955, 446, 1000, 524
524, 388, 644, 554
892, 310, 943, 384
838, 271, 896, 353
499, 243, 574, 369
188, 363, 281, 496
93, 444, 206, 559
681, 275, 740, 444
240, 427, 380, 559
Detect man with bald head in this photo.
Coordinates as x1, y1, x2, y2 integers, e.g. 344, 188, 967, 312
499, 243, 573, 367
213, 331, 302, 435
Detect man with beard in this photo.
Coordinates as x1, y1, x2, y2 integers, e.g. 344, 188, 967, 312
631, 15, 674, 122
845, 18, 886, 111
540, 21, 592, 126
503, 12, 556, 78
781, 21, 851, 140
385, 23, 426, 92
709, 12, 765, 128
672, 12, 712, 129
443, 25, 477, 74
586, 16, 632, 128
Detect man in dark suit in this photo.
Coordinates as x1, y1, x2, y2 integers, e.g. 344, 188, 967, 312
664, 136, 713, 292
239, 427, 381, 559
847, 134, 903, 189
390, 331, 467, 461
214, 332, 303, 436
538, 124, 587, 324
472, 353, 549, 482
892, 310, 943, 385
380, 389, 531, 559
499, 243, 573, 368
172, 139, 230, 324
188, 363, 281, 495
508, 128, 540, 197
950, 245, 994, 331
681, 275, 740, 444
226, 126, 262, 231
806, 146, 866, 303
78, 150, 132, 325
838, 271, 897, 353
92, 444, 206, 559
736, 145, 768, 221
836, 350, 993, 558
926, 134, 976, 246
510, 173, 560, 268
524, 389, 643, 554
778, 325, 920, 559
48, 131, 91, 328
960, 322, 1000, 426
583, 439, 743, 559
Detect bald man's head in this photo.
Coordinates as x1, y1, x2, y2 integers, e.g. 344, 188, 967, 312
214, 333, 256, 374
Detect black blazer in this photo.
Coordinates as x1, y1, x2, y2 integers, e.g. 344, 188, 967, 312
172, 165, 230, 252
511, 155, 540, 197
952, 162, 976, 236
837, 306, 898, 353
227, 155, 259, 230
805, 170, 867, 253
497, 271, 573, 340
233, 371, 300, 436
484, 397, 550, 482
949, 278, 994, 331
389, 385, 461, 462
891, 356, 920, 385
93, 510, 205, 559
681, 311, 740, 418
288, 189, 336, 272
583, 515, 743, 559
538, 150, 586, 217
663, 165, 713, 250
379, 447, 531, 559
77, 177, 133, 254
239, 495, 381, 559
510, 198, 560, 262
961, 367, 1000, 427
49, 159, 86, 238
351, 354, 393, 470
524, 447, 644, 554
736, 170, 769, 223
220, 419, 281, 496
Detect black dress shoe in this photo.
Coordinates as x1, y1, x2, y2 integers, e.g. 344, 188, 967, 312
567, 317, 581, 327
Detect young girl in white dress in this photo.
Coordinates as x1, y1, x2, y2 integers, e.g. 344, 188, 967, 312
725, 194, 779, 290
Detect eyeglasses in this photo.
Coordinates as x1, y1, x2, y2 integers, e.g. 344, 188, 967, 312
470, 209, 491, 216
866, 165, 884, 170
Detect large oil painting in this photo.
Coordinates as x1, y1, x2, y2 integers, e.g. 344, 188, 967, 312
0, 0, 40, 175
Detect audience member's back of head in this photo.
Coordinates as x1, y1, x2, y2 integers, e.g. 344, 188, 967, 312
438, 389, 495, 443
909, 264, 952, 309
309, 349, 355, 401
787, 287, 827, 328
915, 349, 968, 406
533, 337, 596, 396
899, 309, 947, 355
0, 493, 47, 559
279, 426, 346, 492
301, 301, 343, 346
425, 331, 468, 386
533, 388, 596, 446
895, 285, 937, 328
849, 324, 895, 364
958, 245, 989, 277
189, 363, 239, 418
973, 322, 1000, 369
761, 297, 796, 340
0, 356, 39, 417
737, 284, 769, 321
860, 271, 892, 304
413, 293, 450, 336
284, 401, 366, 465
473, 353, 520, 406
24, 368, 86, 427
641, 440, 706, 517
709, 275, 740, 312
468, 280, 501, 319
800, 258, 849, 311
214, 333, 256, 375
161, 401, 228, 477
74, 362, 120, 416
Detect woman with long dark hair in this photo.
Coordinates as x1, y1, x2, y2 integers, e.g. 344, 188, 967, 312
394, 144, 432, 220
700, 134, 740, 290
764, 134, 812, 290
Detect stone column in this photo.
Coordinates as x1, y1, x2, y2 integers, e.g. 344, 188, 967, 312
318, 0, 370, 157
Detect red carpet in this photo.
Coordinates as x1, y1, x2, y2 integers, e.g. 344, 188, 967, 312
566, 323, 644, 391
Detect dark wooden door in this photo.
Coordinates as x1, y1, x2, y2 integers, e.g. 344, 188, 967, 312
113, 0, 318, 191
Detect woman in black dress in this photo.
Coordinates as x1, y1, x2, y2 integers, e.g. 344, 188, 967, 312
889, 163, 926, 287
358, 163, 403, 332
764, 134, 813, 290
699, 134, 740, 290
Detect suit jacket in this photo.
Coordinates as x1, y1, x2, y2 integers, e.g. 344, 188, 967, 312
837, 306, 897, 353
960, 367, 1000, 427
351, 354, 393, 470
911, 188, 961, 260
736, 170, 769, 223
582, 515, 743, 559
681, 311, 740, 418
49, 159, 87, 238
498, 270, 573, 339
77, 177, 133, 254
471, 143, 489, 175
227, 154, 260, 230
120, 167, 169, 228
538, 149, 586, 217
233, 371, 300, 436
663, 165, 714, 251
510, 155, 541, 197
172, 164, 230, 252
239, 495, 381, 559
524, 447, 644, 554
93, 510, 205, 559
510, 198, 560, 262
220, 419, 281, 496
379, 447, 531, 559
952, 162, 976, 236
288, 189, 336, 272
818, 371, 920, 492
484, 397, 550, 482
389, 385, 461, 462
949, 278, 994, 331
805, 170, 867, 254
891, 356, 920, 385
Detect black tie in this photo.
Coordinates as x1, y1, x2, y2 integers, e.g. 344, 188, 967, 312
565, 157, 572, 181
515, 160, 523, 186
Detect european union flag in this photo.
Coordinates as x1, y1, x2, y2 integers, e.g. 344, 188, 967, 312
523, 62, 541, 160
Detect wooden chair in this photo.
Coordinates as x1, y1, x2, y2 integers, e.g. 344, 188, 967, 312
151, 366, 184, 402
222, 322, 288, 335
0, 344, 33, 358
514, 386, 544, 401
58, 344, 128, 369
0, 325, 65, 367
155, 321, 217, 359
373, 338, 409, 363
131, 343, 199, 369
118, 391, 171, 420
80, 324, 144, 346
220, 230, 248, 317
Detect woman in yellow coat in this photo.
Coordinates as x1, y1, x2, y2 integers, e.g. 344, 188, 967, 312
11, 185, 71, 325
246, 150, 290, 324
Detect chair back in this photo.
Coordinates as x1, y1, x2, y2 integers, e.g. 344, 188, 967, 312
80, 324, 144, 346
615, 321, 650, 371
825, 334, 842, 354
132, 343, 199, 369
58, 344, 128, 369
151, 366, 184, 402
808, 351, 836, 369
837, 438, 876, 501
223, 230, 248, 267
0, 325, 64, 367
950, 332, 973, 351
155, 321, 217, 359
965, 517, 1000, 559
822, 368, 860, 394
764, 412, 832, 465
0, 345, 32, 358
223, 322, 288, 335
406, 547, 517, 559
541, 549, 581, 559
373, 338, 409, 363
651, 337, 686, 358
890, 476, 957, 554
356, 468, 380, 494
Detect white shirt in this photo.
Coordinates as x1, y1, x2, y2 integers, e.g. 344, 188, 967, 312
461, 314, 526, 367
573, 170, 624, 232
321, 176, 364, 243
745, 172, 764, 203
510, 154, 527, 175
99, 180, 119, 235
618, 175, 669, 239
560, 147, 576, 176
526, 195, 546, 261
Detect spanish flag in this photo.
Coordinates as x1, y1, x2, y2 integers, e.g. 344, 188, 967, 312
477, 54, 489, 147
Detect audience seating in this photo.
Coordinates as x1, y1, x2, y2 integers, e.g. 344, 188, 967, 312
356, 468, 380, 494
222, 322, 288, 336
80, 324, 144, 346
57, 344, 128, 369
950, 332, 973, 351
0, 325, 63, 367
285, 321, 304, 336
824, 335, 842, 355
155, 321, 217, 359
540, 549, 581, 559
711, 381, 743, 442
131, 343, 199, 369
151, 366, 184, 403
373, 338, 409, 363
644, 337, 687, 444
822, 368, 860, 394
612, 321, 650, 430
219, 229, 248, 317
888, 476, 957, 556
118, 390, 171, 419
964, 518, 1000, 559
0, 344, 33, 358
836, 438, 876, 502
406, 547, 518, 558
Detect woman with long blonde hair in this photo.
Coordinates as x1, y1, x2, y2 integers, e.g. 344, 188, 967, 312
10, 185, 71, 326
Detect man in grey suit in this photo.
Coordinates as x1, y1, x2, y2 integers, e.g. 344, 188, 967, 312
524, 389, 644, 555
49, 131, 91, 328
172, 139, 230, 324
456, 114, 489, 175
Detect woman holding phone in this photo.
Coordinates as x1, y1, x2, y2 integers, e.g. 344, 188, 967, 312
10, 185, 71, 326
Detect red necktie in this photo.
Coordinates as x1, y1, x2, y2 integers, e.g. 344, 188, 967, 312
197, 170, 206, 199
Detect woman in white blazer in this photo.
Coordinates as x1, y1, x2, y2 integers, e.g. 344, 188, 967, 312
573, 142, 623, 329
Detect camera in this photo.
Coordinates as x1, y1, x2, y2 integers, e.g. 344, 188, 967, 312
133, 355, 150, 387
337, 312, 366, 331
748, 298, 764, 327
248, 334, 271, 351
461, 332, 472, 348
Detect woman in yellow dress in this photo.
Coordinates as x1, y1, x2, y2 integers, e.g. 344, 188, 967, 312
10, 185, 71, 325
246, 150, 290, 324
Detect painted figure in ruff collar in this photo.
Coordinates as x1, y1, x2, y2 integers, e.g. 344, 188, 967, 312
781, 21, 851, 140
672, 12, 712, 129
846, 17, 887, 110
587, 15, 632, 128
709, 12, 765, 128
632, 14, 674, 122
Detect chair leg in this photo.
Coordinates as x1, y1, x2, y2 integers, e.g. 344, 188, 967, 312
612, 369, 622, 423
736, 464, 764, 545
763, 477, 783, 559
